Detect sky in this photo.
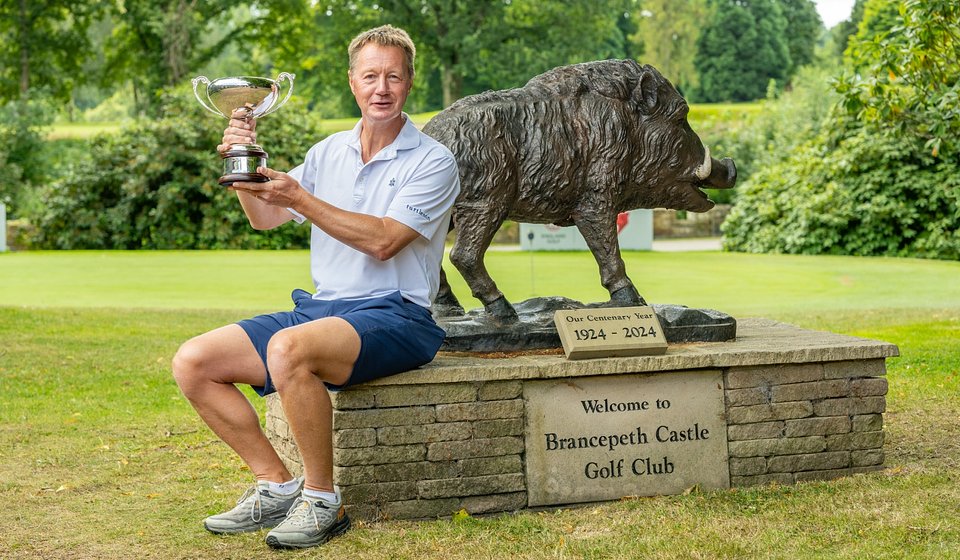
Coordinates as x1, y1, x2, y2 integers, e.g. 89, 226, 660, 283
813, 0, 856, 28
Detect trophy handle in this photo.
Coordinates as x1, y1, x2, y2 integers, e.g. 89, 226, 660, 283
191, 76, 226, 118
260, 72, 296, 118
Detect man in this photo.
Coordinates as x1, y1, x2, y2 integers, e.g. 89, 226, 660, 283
172, 25, 459, 550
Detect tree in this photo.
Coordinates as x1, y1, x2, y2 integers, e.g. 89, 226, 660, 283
694, 0, 791, 102
831, 0, 866, 58
0, 0, 96, 102
103, 0, 248, 116
835, 0, 960, 156
779, 0, 822, 76
630, 0, 708, 94
256, 0, 632, 110
468, 0, 630, 95
723, 0, 960, 260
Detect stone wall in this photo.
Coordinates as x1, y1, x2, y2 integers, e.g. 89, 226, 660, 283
265, 319, 897, 521
267, 381, 528, 520
723, 360, 887, 486
654, 204, 731, 238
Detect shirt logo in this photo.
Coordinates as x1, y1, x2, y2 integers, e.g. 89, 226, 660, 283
388, 178, 397, 187
406, 204, 430, 220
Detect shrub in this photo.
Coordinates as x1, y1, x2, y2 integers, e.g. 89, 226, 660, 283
694, 64, 840, 204
722, 131, 960, 259
722, 0, 960, 260
0, 98, 53, 218
31, 92, 328, 249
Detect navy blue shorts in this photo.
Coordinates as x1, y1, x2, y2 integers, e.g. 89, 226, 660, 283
237, 289, 445, 396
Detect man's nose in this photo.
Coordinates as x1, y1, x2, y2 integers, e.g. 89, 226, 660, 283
375, 75, 389, 93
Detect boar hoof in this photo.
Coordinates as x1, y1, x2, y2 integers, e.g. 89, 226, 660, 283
433, 291, 465, 317
609, 286, 647, 307
432, 302, 465, 318
483, 296, 519, 323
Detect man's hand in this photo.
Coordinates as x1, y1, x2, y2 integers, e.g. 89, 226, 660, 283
230, 167, 306, 210
218, 109, 258, 154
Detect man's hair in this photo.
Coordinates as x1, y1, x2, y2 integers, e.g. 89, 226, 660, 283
348, 25, 416, 79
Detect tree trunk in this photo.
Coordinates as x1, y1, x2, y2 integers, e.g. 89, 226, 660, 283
18, 0, 29, 98
440, 61, 463, 108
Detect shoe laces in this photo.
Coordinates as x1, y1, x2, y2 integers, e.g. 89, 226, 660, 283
237, 485, 264, 523
285, 497, 325, 532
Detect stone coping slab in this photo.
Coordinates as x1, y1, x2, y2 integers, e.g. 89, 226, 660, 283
362, 318, 899, 387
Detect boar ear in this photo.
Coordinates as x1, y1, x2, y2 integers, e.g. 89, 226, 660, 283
633, 68, 659, 112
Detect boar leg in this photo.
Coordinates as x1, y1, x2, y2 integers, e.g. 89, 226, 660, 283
574, 212, 647, 307
448, 205, 519, 322
433, 267, 465, 317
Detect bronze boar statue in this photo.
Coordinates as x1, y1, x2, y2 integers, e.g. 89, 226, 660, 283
423, 60, 737, 322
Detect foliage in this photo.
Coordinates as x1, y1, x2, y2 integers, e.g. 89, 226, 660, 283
845, 0, 901, 62
723, 0, 960, 260
692, 65, 839, 203
102, 0, 249, 117
722, 129, 960, 259
0, 0, 97, 103
0, 98, 55, 217
630, 0, 708, 95
834, 0, 960, 157
830, 0, 867, 58
29, 92, 327, 249
779, 0, 822, 76
469, 0, 631, 93
256, 0, 633, 111
694, 0, 792, 102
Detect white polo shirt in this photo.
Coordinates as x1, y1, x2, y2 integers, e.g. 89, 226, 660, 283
287, 116, 460, 308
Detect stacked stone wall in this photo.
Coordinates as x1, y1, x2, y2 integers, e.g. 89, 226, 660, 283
264, 320, 896, 521
267, 381, 529, 520
723, 359, 888, 486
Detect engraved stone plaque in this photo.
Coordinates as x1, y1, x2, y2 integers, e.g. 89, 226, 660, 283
524, 371, 729, 506
554, 307, 668, 359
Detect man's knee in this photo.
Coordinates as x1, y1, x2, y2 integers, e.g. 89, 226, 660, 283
265, 329, 307, 391
171, 340, 203, 392
268, 326, 351, 390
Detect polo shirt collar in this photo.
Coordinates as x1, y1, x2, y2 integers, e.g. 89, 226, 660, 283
347, 113, 421, 161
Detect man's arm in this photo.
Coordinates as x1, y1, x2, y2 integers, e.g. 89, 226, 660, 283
231, 166, 422, 260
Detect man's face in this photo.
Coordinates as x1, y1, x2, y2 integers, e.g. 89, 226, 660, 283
349, 44, 411, 124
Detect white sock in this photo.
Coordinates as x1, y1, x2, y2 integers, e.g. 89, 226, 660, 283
267, 478, 301, 496
303, 487, 340, 504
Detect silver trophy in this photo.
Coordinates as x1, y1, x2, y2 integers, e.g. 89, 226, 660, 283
192, 73, 295, 186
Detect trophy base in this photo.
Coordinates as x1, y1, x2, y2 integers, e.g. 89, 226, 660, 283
219, 173, 269, 187
220, 144, 269, 187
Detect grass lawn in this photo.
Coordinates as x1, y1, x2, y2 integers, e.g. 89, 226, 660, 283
47, 101, 753, 139
1, 250, 958, 558
47, 121, 127, 140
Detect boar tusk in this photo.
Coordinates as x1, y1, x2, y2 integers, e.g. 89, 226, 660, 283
694, 146, 712, 180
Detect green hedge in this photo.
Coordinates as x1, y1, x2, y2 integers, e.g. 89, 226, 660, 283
31, 94, 327, 249
722, 130, 960, 259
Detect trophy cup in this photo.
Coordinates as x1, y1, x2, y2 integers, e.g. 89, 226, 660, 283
192, 73, 295, 186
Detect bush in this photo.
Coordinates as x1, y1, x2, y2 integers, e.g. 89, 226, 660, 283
31, 92, 328, 249
693, 64, 840, 204
722, 130, 960, 259
0, 98, 53, 218
722, 1, 960, 261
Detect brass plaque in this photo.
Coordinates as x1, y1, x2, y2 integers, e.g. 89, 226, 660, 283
554, 307, 668, 359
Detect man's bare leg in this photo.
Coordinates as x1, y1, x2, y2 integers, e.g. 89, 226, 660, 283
266, 317, 360, 493
172, 324, 292, 483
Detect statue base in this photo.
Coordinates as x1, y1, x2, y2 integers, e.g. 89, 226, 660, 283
435, 296, 736, 353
